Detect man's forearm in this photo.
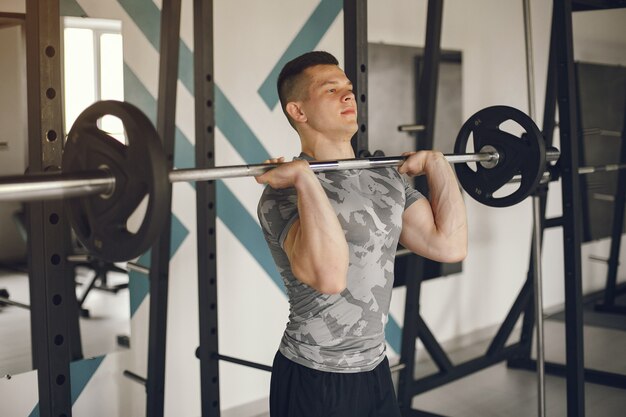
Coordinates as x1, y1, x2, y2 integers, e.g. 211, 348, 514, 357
425, 155, 468, 244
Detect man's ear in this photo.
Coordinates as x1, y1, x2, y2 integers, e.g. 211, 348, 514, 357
286, 102, 307, 124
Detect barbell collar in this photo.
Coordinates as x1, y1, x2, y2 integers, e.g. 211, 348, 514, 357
578, 163, 626, 175
397, 124, 426, 132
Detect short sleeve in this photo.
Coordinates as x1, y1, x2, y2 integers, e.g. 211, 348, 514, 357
257, 185, 300, 250
402, 175, 424, 210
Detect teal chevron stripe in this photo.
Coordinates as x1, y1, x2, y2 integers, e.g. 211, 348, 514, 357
123, 64, 195, 169
257, 0, 343, 110
215, 86, 271, 162
28, 356, 105, 417
60, 0, 86, 16
117, 0, 161, 48
119, 1, 270, 168
177, 39, 194, 94
129, 253, 151, 317
385, 314, 402, 354
216, 181, 283, 291
128, 214, 188, 317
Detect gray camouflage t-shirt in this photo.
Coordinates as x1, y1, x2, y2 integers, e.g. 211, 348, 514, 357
257, 153, 423, 373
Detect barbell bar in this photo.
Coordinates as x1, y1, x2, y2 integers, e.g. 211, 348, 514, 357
8, 148, 626, 202
0, 101, 600, 262
0, 147, 565, 203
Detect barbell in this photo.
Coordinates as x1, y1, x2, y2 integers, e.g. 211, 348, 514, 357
0, 100, 569, 261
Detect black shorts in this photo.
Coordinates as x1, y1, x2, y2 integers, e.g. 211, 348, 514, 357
269, 351, 402, 417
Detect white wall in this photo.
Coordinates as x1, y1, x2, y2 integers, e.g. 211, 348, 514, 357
0, 1, 624, 416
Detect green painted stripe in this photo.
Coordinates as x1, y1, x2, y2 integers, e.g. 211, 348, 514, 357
123, 64, 195, 169
117, 0, 161, 49
257, 0, 343, 110
385, 315, 402, 354
216, 181, 283, 292
118, 1, 270, 167
127, 212, 189, 317
215, 86, 270, 162
129, 253, 151, 317
123, 64, 156, 120
177, 39, 194, 95
60, 0, 86, 16
29, 356, 105, 417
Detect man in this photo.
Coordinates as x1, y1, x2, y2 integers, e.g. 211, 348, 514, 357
256, 51, 467, 417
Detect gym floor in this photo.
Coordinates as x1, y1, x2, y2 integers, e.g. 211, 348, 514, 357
0, 267, 130, 376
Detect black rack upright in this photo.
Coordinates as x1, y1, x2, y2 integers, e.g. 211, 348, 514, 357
193, 0, 220, 416
25, 0, 76, 415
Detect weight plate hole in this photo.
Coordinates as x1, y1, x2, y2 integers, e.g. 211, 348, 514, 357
126, 194, 150, 235
465, 132, 478, 172
499, 119, 524, 137
97, 116, 126, 143
492, 181, 521, 199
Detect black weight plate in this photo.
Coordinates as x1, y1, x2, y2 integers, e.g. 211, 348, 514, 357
63, 101, 170, 262
454, 106, 545, 207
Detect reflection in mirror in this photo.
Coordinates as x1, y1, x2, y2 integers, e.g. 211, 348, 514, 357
63, 16, 125, 142
0, 16, 130, 378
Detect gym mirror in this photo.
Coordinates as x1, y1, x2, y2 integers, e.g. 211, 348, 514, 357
0, 15, 131, 377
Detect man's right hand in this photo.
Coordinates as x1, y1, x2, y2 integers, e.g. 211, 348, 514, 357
255, 158, 313, 189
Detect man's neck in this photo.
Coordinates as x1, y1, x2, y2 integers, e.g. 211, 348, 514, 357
300, 133, 355, 161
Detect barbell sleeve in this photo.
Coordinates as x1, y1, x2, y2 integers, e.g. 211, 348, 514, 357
0, 171, 114, 202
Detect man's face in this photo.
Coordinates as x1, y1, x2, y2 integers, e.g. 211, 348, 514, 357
298, 64, 358, 138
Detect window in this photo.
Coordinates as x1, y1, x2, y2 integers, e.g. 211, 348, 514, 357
63, 17, 124, 142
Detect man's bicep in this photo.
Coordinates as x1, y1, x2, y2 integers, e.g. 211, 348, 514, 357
399, 198, 438, 258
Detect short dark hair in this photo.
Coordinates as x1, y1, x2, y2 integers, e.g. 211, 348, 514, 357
277, 51, 339, 127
